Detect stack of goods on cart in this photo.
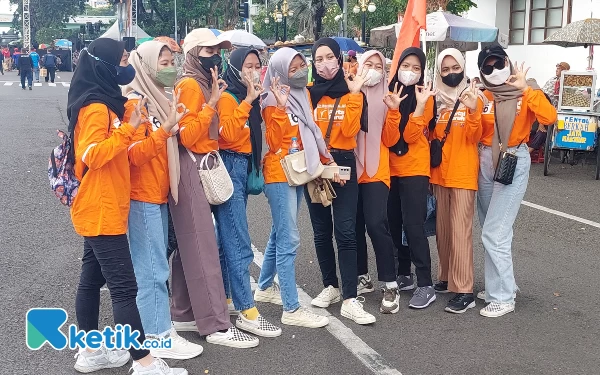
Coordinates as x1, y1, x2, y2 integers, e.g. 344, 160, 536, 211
559, 72, 596, 112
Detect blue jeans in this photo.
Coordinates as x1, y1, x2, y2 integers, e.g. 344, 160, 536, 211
20, 70, 32, 88
213, 151, 255, 311
258, 183, 303, 312
33, 67, 39, 81
128, 200, 171, 336
477, 144, 530, 304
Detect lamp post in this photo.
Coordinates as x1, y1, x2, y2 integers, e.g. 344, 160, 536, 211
272, 6, 283, 42
353, 0, 376, 43
281, 0, 293, 42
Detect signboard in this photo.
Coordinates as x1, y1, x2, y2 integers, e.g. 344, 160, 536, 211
555, 114, 598, 150
438, 39, 478, 52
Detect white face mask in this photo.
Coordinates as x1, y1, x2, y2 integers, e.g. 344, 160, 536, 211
363, 69, 383, 87
483, 65, 511, 86
252, 70, 261, 85
398, 70, 420, 86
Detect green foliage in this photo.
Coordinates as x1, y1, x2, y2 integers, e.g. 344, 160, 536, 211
36, 26, 77, 44
83, 5, 116, 17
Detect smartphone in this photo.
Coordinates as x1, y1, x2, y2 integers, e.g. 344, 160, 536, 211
338, 166, 351, 180
321, 165, 340, 179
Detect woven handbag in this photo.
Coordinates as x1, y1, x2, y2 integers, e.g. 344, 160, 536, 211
187, 149, 233, 205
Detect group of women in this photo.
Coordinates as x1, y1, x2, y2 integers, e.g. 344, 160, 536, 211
65, 27, 556, 374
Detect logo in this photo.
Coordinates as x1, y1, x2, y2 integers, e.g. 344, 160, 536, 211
26, 308, 171, 351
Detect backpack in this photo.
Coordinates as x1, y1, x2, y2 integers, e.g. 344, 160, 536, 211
48, 130, 81, 206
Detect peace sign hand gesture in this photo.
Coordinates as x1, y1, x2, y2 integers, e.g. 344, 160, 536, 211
459, 80, 479, 111
207, 67, 227, 109
270, 76, 291, 109
506, 61, 530, 92
345, 68, 369, 94
383, 82, 409, 110
415, 81, 438, 105
243, 70, 264, 104
130, 97, 148, 129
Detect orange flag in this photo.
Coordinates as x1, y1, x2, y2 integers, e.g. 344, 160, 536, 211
389, 0, 427, 82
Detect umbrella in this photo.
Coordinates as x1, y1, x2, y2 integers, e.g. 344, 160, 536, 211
136, 37, 154, 46
54, 39, 72, 49
544, 18, 600, 69
38, 43, 48, 49
218, 30, 265, 48
154, 36, 181, 52
423, 11, 498, 43
210, 29, 222, 36
331, 37, 364, 53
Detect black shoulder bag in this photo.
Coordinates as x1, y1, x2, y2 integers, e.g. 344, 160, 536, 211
492, 102, 523, 185
325, 97, 342, 147
430, 99, 460, 168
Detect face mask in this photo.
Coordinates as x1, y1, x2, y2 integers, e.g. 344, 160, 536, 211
289, 68, 309, 88
156, 66, 177, 87
199, 54, 222, 74
115, 64, 136, 85
252, 70, 261, 85
398, 70, 420, 86
483, 65, 511, 85
363, 69, 383, 87
315, 59, 340, 80
441, 72, 464, 88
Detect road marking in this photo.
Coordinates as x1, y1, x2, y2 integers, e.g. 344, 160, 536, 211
34, 82, 42, 87
48, 83, 56, 87
522, 200, 600, 229
3, 82, 12, 86
62, 82, 70, 87
251, 244, 402, 375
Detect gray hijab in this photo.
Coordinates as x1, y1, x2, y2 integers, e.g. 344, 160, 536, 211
261, 47, 331, 175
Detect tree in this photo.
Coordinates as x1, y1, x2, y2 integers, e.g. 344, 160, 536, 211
10, 0, 82, 44
83, 4, 116, 17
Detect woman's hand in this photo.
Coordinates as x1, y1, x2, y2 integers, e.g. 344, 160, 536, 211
207, 67, 227, 109
129, 97, 148, 129
326, 160, 345, 186
506, 61, 530, 93
270, 76, 291, 109
344, 68, 369, 94
162, 89, 189, 133
243, 70, 264, 104
383, 82, 409, 110
415, 81, 438, 106
459, 80, 479, 111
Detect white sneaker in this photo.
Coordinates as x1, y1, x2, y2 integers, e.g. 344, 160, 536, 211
281, 307, 329, 328
477, 290, 517, 300
480, 302, 515, 318
311, 285, 341, 308
206, 326, 259, 348
236, 313, 282, 338
74, 347, 130, 373
228, 301, 240, 316
131, 358, 187, 375
150, 329, 203, 360
171, 321, 197, 332
341, 297, 376, 325
254, 284, 283, 305
357, 274, 375, 295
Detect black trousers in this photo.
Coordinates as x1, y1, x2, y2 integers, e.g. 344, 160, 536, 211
356, 181, 397, 282
387, 175, 433, 287
76, 235, 149, 361
44, 67, 56, 82
304, 151, 358, 300
20, 70, 32, 88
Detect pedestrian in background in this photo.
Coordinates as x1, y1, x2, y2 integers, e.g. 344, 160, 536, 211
29, 48, 40, 82
43, 48, 57, 83
17, 48, 33, 90
343, 49, 358, 76
2, 46, 11, 72
0, 49, 4, 75
12, 47, 20, 71
542, 61, 570, 108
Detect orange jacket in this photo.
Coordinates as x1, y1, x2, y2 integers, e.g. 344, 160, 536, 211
71, 103, 136, 236
389, 96, 435, 178
358, 108, 401, 187
262, 106, 302, 184
124, 99, 171, 204
430, 100, 483, 191
217, 91, 252, 153
308, 92, 363, 161
176, 77, 219, 153
481, 87, 557, 147
343, 61, 359, 76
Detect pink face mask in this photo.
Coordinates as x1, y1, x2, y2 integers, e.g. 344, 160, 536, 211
315, 59, 340, 80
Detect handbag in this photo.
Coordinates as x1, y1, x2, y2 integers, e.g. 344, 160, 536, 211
40, 67, 47, 77
246, 158, 264, 195
187, 149, 234, 205
307, 179, 337, 207
492, 103, 523, 186
430, 99, 460, 168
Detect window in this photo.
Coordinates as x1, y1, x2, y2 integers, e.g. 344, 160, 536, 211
510, 0, 526, 45
529, 0, 568, 44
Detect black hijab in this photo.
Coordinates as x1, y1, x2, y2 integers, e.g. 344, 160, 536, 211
308, 37, 368, 133
223, 47, 263, 173
67, 38, 128, 133
388, 47, 436, 156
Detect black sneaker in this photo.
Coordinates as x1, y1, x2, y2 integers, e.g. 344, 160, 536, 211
434, 281, 449, 293
444, 293, 476, 314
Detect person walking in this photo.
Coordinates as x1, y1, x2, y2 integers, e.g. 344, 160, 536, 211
29, 48, 40, 82
17, 48, 33, 90
43, 48, 57, 83
430, 48, 485, 314
67, 37, 186, 375
254, 47, 330, 329
476, 45, 557, 317
305, 37, 376, 325
354, 50, 406, 314
12, 47, 20, 71
1, 46, 10, 72
386, 47, 438, 309
169, 28, 259, 348
0, 49, 4, 75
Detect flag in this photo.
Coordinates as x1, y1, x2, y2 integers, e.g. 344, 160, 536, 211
389, 0, 426, 82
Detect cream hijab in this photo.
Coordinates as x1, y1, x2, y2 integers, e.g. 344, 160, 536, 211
435, 48, 470, 114
123, 41, 181, 204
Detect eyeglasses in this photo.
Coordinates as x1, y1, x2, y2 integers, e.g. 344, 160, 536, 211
480, 58, 505, 75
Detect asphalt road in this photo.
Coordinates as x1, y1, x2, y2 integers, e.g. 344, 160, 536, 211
1, 72, 599, 375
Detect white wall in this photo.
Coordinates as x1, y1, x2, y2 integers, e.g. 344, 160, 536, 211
464, 0, 600, 86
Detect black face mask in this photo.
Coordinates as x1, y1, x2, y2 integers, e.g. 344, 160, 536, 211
441, 72, 464, 88
198, 54, 223, 75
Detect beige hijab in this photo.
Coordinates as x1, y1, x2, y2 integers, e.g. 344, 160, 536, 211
123, 40, 181, 204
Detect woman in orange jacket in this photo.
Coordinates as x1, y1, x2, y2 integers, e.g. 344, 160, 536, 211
254, 47, 330, 329
122, 40, 204, 360
476, 45, 557, 318
354, 50, 406, 314
67, 38, 184, 374
386, 47, 438, 310
305, 37, 376, 325
169, 28, 259, 348
213, 47, 281, 337
430, 48, 485, 314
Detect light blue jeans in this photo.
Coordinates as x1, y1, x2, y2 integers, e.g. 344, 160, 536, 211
33, 67, 39, 81
128, 200, 171, 337
258, 183, 303, 312
213, 151, 255, 311
477, 144, 530, 304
